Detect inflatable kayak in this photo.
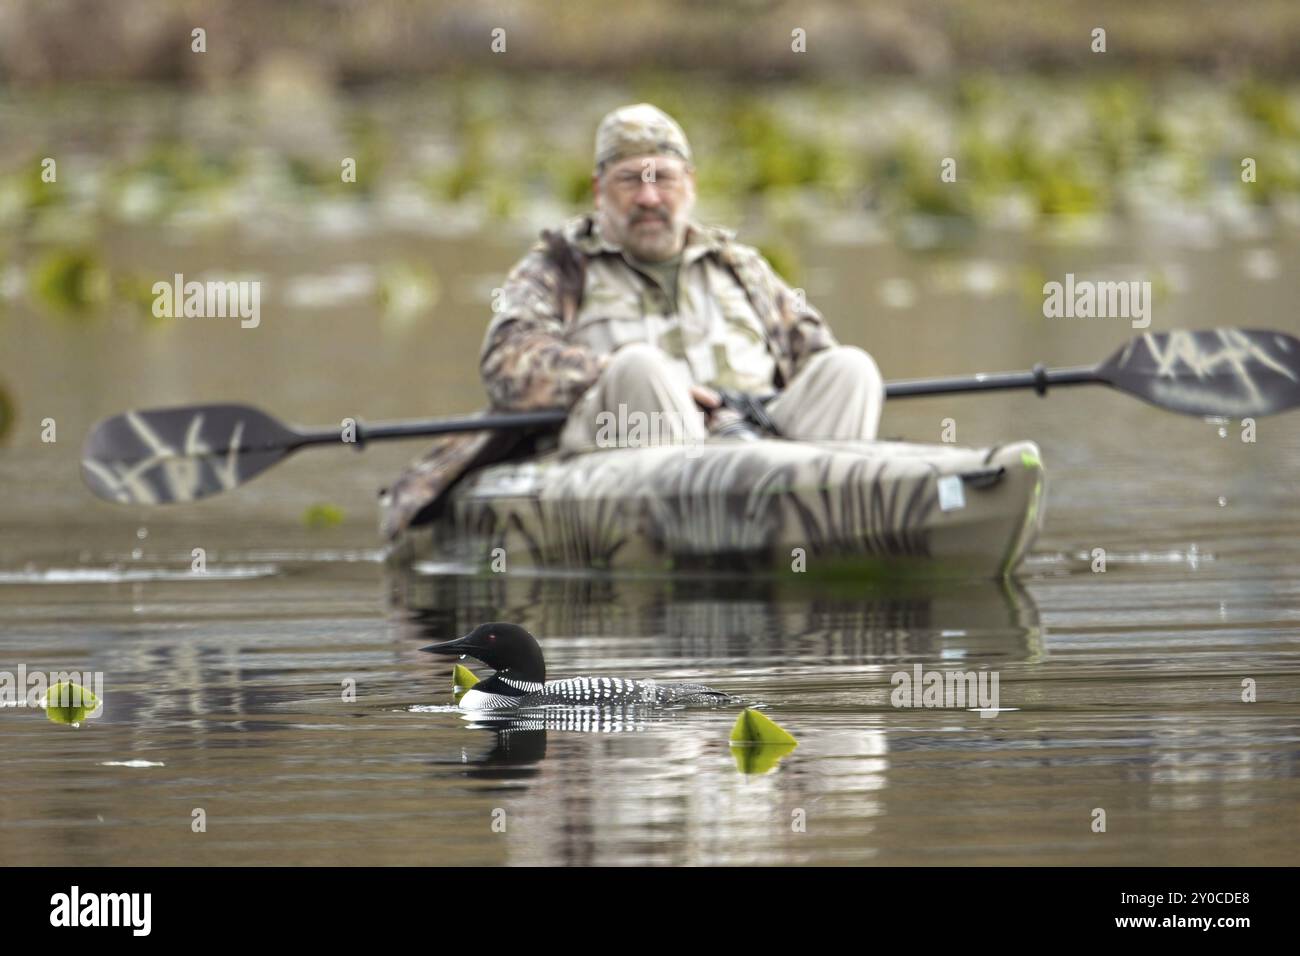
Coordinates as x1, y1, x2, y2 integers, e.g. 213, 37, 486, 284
382, 437, 1045, 579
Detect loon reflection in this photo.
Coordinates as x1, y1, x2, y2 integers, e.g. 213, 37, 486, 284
440, 708, 702, 781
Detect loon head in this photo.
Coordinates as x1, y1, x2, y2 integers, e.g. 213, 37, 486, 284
420, 622, 547, 684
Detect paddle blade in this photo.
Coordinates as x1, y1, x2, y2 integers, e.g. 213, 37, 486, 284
1099, 329, 1300, 417
81, 403, 301, 504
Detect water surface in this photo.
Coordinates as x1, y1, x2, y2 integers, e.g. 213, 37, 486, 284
2, 88, 1299, 866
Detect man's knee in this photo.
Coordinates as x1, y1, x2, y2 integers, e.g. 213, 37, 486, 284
809, 345, 881, 385
604, 342, 674, 383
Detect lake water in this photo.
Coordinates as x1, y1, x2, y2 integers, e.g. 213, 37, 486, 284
2, 108, 1299, 864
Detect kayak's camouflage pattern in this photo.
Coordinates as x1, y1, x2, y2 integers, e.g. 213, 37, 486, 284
377, 413, 533, 540
383, 437, 1046, 579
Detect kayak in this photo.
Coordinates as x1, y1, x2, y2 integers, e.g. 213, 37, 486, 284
384, 438, 1045, 578
382, 437, 1045, 579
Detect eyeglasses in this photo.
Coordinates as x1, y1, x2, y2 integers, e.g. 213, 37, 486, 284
606, 168, 688, 194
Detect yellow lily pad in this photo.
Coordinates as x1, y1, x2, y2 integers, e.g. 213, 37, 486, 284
31, 249, 109, 314
729, 707, 797, 745
302, 502, 344, 529
43, 681, 101, 726
731, 741, 798, 775
452, 664, 479, 703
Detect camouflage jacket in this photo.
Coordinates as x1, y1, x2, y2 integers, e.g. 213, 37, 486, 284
481, 214, 836, 407
381, 214, 837, 539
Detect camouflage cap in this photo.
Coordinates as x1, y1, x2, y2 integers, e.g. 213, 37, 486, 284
594, 103, 692, 172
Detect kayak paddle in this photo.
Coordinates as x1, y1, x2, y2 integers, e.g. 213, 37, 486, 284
82, 328, 1300, 505
888, 327, 1300, 417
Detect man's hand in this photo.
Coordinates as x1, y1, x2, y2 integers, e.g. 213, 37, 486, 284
593, 354, 718, 412
689, 384, 721, 410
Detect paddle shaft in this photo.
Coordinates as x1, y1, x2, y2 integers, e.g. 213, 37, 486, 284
291, 409, 571, 447
886, 364, 1101, 398
303, 363, 1106, 444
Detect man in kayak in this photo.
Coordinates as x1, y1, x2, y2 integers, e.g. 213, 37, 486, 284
481, 103, 885, 451
380, 103, 887, 539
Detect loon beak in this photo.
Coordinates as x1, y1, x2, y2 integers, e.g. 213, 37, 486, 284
420, 633, 473, 656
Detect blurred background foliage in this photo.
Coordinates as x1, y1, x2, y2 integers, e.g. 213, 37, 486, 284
0, 0, 1298, 320
5, 0, 1300, 82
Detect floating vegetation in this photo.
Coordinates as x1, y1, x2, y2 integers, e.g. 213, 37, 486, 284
285, 156, 341, 190
1032, 164, 1104, 217
114, 272, 167, 323
1238, 81, 1299, 139
125, 141, 242, 195
552, 159, 593, 208
1244, 144, 1300, 205
437, 111, 491, 202
339, 113, 390, 198
452, 663, 479, 704
730, 707, 797, 745
438, 160, 481, 203
302, 502, 345, 529
726, 103, 833, 196
2, 76, 1299, 256
0, 380, 14, 444
43, 681, 101, 726
484, 181, 520, 221
729, 708, 797, 774
30, 248, 110, 314
873, 140, 974, 221
378, 262, 440, 328
13, 154, 66, 215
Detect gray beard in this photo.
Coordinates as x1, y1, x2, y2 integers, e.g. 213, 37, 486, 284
599, 207, 687, 262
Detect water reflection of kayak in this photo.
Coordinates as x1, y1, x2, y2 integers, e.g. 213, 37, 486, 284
383, 437, 1045, 579
389, 569, 1045, 668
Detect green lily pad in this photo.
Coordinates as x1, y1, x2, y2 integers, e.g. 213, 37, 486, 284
31, 248, 109, 314
0, 380, 14, 444
452, 663, 479, 704
44, 681, 100, 726
302, 502, 345, 529
729, 707, 798, 745
378, 262, 440, 328
731, 741, 798, 775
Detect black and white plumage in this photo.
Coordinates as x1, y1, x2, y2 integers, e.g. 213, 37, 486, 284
421, 622, 734, 711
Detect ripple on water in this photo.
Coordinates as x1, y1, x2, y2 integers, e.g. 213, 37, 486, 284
0, 564, 280, 584
402, 704, 464, 714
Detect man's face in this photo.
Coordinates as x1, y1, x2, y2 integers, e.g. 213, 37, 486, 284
593, 155, 696, 262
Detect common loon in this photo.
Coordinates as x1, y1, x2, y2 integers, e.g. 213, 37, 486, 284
421, 622, 734, 711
